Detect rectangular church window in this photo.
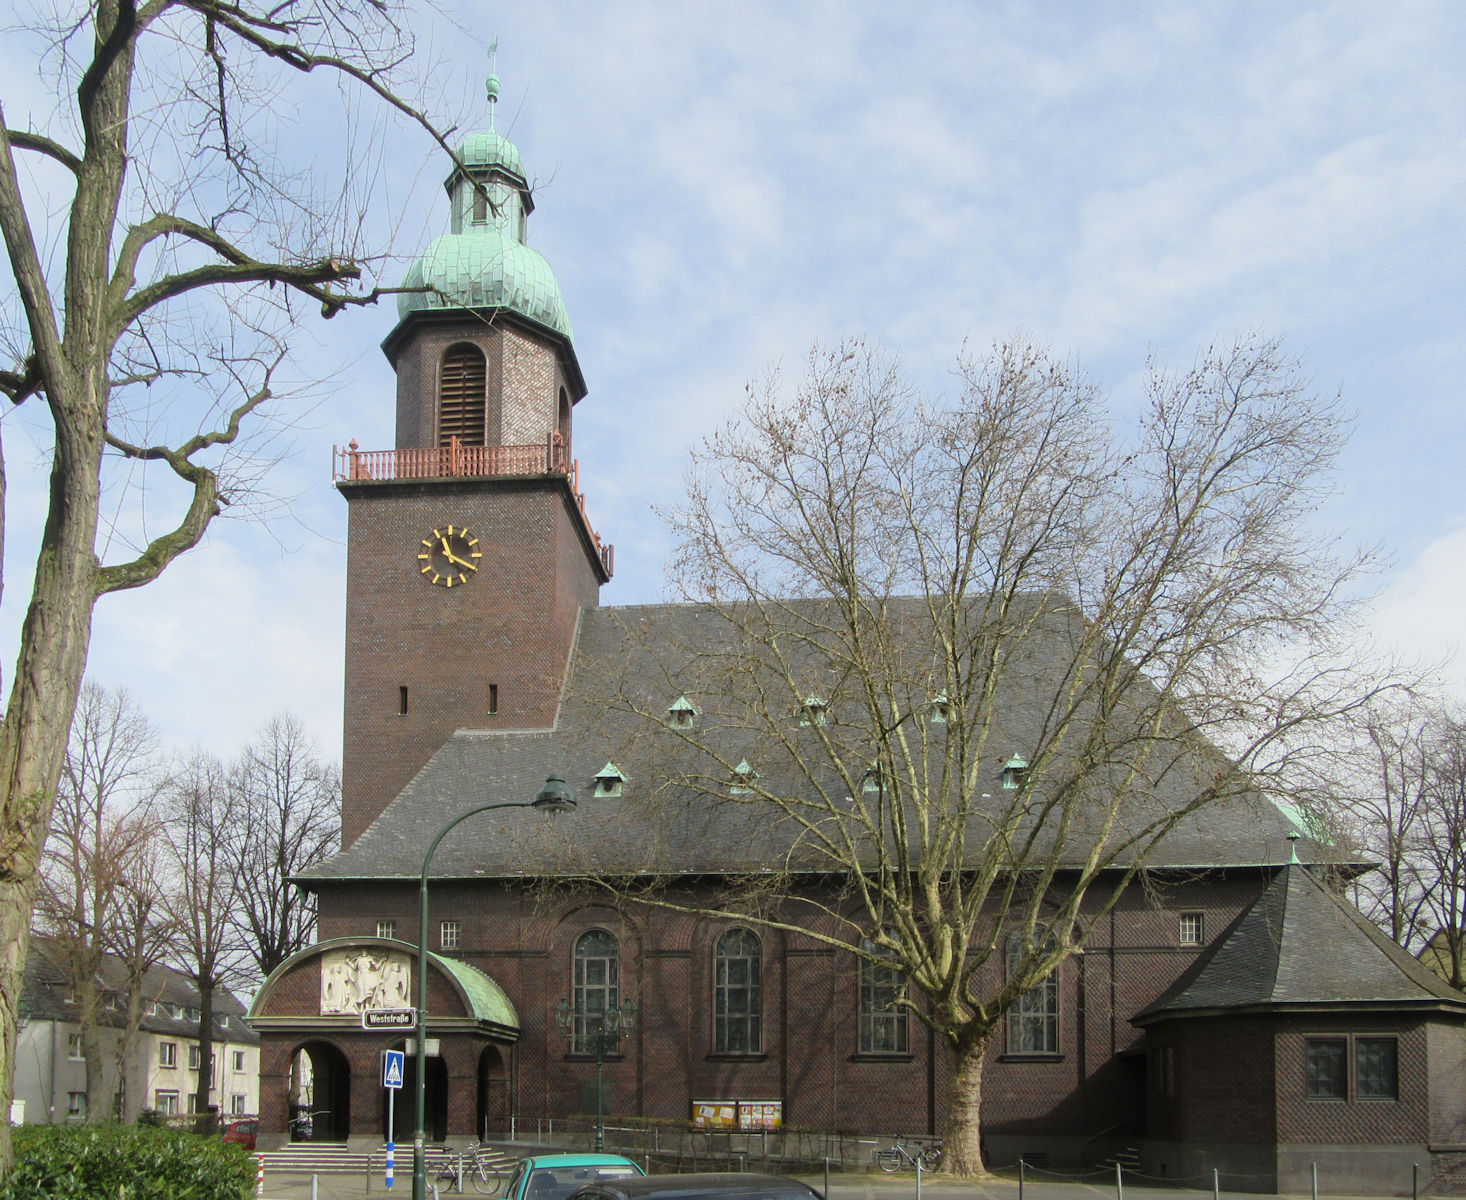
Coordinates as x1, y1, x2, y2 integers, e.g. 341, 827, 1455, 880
1305, 1038, 1347, 1099
1356, 1037, 1398, 1100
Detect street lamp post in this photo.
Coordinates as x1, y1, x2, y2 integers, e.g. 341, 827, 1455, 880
412, 775, 577, 1200
554, 997, 637, 1152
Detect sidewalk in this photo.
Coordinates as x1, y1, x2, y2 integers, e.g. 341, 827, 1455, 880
257, 1166, 1308, 1200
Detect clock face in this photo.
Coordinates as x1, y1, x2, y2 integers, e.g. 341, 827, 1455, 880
418, 525, 482, 587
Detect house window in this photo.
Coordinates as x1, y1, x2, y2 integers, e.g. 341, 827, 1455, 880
377, 920, 396, 940
188, 1045, 201, 1071
233, 1050, 246, 1072
159, 1042, 177, 1069
1357, 1038, 1398, 1100
572, 930, 620, 1055
858, 936, 908, 1054
187, 1094, 199, 1115
1006, 936, 1059, 1055
441, 921, 462, 950
1178, 913, 1204, 946
438, 344, 487, 447
713, 929, 762, 1054
155, 1090, 179, 1115
1305, 1038, 1347, 1099
231, 1094, 248, 1115
67, 1033, 84, 1061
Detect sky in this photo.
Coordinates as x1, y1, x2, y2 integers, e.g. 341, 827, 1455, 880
1, 1, 1463, 763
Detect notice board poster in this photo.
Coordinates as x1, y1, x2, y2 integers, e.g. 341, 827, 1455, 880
691, 1100, 783, 1130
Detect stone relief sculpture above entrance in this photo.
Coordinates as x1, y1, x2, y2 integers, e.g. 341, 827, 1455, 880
320, 947, 411, 1015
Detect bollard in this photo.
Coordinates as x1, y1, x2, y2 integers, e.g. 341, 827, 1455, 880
916, 1154, 923, 1200
1019, 1158, 1026, 1200
1213, 1167, 1220, 1200
824, 1156, 831, 1199
386, 1140, 395, 1190
1116, 1159, 1124, 1200
256, 1154, 266, 1197
1414, 1162, 1420, 1200
1312, 1162, 1318, 1200
312, 1175, 319, 1200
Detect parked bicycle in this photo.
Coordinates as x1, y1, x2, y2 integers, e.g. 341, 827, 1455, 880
873, 1136, 943, 1173
438, 1143, 504, 1195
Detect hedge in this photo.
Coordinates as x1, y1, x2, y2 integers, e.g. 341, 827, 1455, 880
0, 1124, 254, 1200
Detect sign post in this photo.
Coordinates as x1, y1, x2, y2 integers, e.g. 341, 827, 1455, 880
382, 1049, 405, 1189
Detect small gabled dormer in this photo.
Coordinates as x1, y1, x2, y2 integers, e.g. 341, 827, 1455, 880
730, 759, 759, 795
593, 762, 627, 798
861, 763, 884, 794
1001, 753, 1030, 790
797, 695, 829, 727
668, 696, 699, 730
929, 692, 950, 724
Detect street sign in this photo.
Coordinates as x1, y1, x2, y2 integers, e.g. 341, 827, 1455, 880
362, 1007, 415, 1031
382, 1049, 405, 1090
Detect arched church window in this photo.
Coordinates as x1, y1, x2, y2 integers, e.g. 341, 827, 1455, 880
439, 344, 487, 447
572, 929, 619, 1054
713, 928, 762, 1054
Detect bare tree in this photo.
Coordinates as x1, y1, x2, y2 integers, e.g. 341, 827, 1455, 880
0, 1, 463, 1165
1414, 714, 1466, 988
600, 337, 1378, 1176
35, 681, 163, 1123
161, 750, 244, 1128
229, 715, 340, 981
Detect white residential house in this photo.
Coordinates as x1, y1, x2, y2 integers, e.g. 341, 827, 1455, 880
13, 936, 259, 1124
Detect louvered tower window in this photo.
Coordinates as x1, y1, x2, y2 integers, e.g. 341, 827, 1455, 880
439, 345, 487, 447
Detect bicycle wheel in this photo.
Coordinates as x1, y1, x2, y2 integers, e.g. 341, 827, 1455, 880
919, 1147, 942, 1172
875, 1150, 902, 1174
470, 1166, 502, 1195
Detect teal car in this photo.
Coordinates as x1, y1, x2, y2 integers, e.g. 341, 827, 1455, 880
504, 1153, 646, 1200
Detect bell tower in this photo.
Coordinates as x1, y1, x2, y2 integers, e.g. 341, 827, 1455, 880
336, 73, 612, 847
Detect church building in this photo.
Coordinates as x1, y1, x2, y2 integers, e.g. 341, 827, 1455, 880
247, 80, 1466, 1194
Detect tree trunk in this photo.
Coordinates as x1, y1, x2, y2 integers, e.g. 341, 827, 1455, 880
942, 1027, 994, 1177
194, 977, 216, 1131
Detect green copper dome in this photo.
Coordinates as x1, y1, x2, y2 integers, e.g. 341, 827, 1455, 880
396, 126, 573, 342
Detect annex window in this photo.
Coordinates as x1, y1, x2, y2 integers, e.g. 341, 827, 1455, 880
714, 929, 762, 1055
572, 930, 620, 1055
859, 935, 908, 1054
233, 1050, 246, 1072
438, 344, 487, 448
159, 1042, 177, 1069
377, 920, 397, 940
1305, 1038, 1348, 1100
1153, 1045, 1176, 1100
1006, 936, 1059, 1055
67, 1092, 86, 1118
67, 1033, 83, 1061
441, 920, 462, 950
155, 1090, 179, 1116
1178, 913, 1204, 946
1356, 1037, 1398, 1100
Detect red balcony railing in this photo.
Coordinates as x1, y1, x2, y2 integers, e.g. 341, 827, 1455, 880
333, 435, 613, 577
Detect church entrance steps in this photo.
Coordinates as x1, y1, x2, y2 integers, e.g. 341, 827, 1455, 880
259, 1144, 517, 1177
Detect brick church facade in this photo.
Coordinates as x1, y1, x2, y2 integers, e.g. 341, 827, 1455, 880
247, 85, 1466, 1193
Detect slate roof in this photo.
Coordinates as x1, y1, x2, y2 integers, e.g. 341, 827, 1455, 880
1133, 863, 1466, 1024
303, 600, 1326, 885
22, 936, 258, 1043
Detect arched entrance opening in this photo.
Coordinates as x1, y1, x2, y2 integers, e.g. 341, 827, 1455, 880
288, 1041, 351, 1142
477, 1045, 507, 1141
400, 1053, 449, 1143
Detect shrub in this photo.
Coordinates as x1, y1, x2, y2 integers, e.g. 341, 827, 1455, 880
1, 1124, 254, 1200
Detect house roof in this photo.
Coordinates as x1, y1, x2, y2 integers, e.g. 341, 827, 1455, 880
1133, 863, 1466, 1024
22, 936, 258, 1043
304, 600, 1329, 885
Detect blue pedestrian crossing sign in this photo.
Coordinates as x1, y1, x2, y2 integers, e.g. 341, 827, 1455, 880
382, 1049, 405, 1090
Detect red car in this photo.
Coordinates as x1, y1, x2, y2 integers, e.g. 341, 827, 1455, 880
222, 1118, 259, 1152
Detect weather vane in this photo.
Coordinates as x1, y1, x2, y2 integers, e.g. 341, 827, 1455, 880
486, 37, 500, 130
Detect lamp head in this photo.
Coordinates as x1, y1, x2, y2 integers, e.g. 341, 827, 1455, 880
534, 774, 576, 813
